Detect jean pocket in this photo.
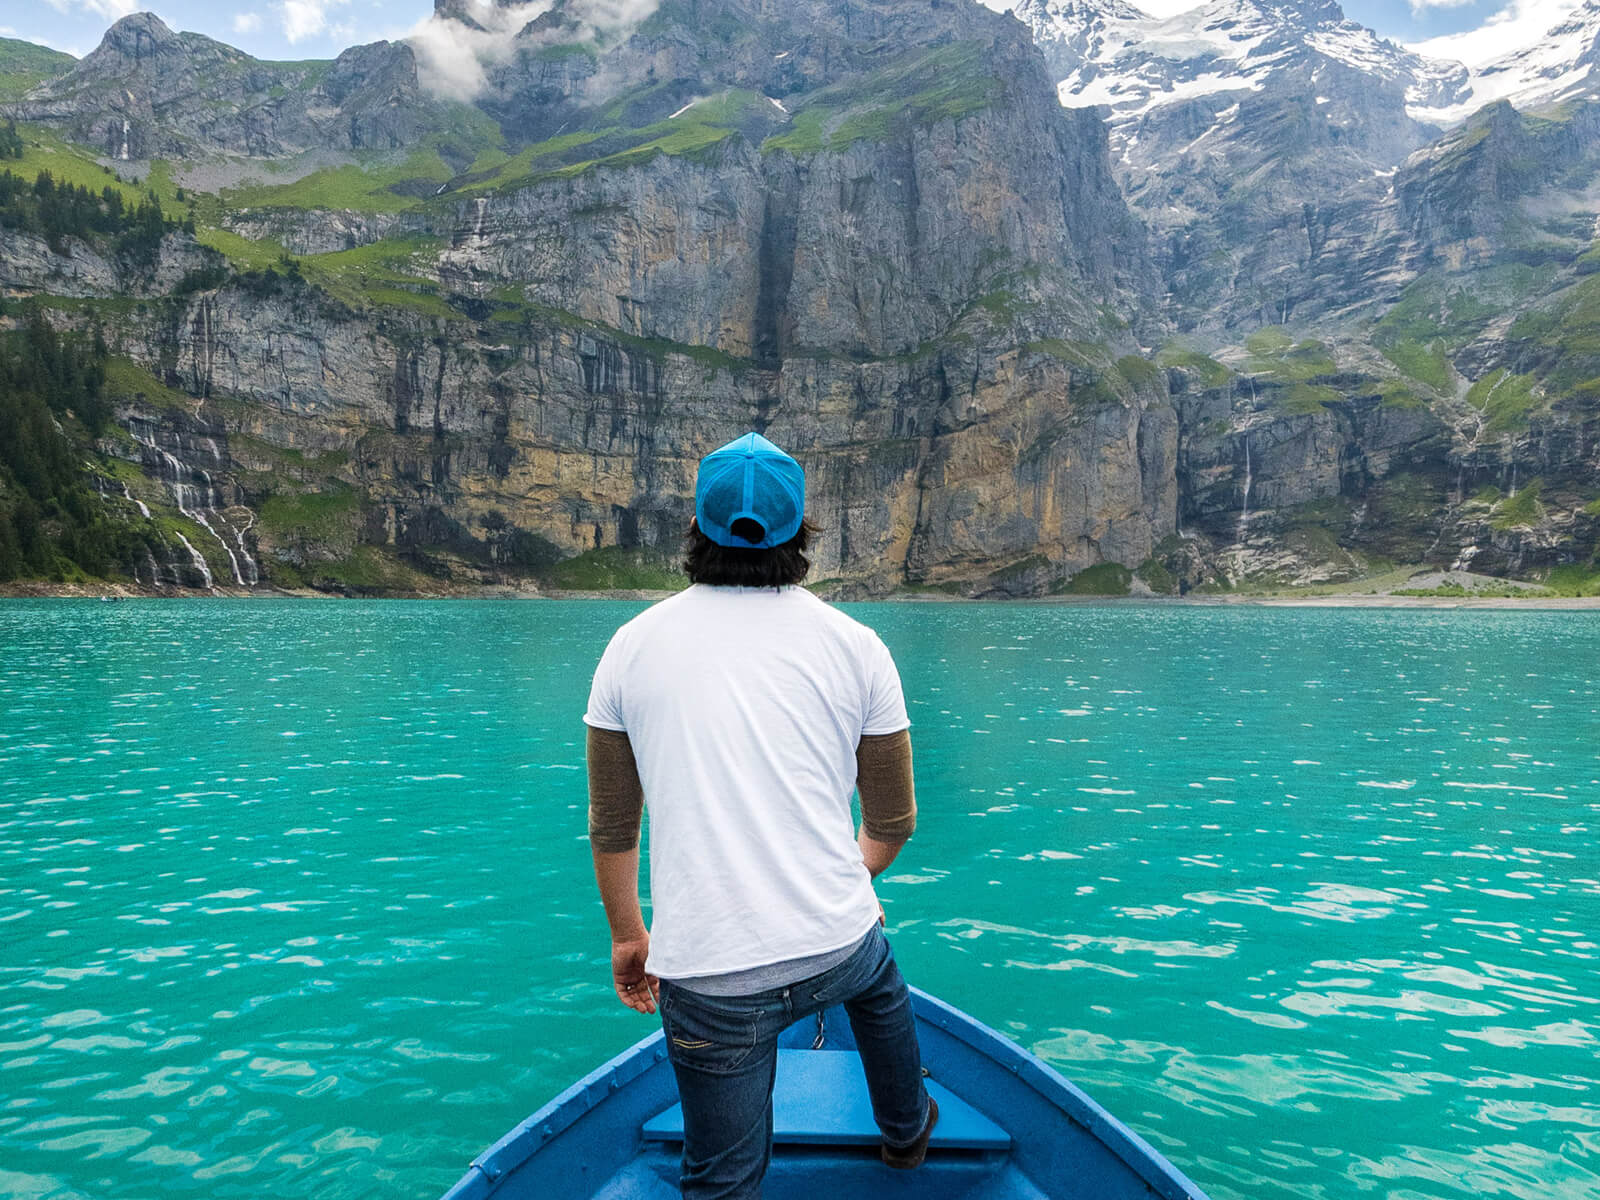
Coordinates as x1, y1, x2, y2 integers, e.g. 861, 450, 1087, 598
662, 997, 759, 1075
808, 981, 846, 1007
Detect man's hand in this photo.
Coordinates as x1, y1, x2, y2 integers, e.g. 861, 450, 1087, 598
612, 934, 660, 1014
591, 844, 657, 1014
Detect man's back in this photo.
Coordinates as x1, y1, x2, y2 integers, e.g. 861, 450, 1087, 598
585, 583, 908, 979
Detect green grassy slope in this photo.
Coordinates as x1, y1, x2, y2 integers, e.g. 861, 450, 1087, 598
0, 38, 74, 102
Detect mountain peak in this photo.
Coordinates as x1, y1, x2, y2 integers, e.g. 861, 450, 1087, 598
1024, 0, 1464, 125
96, 12, 179, 55
431, 0, 527, 33
1011, 0, 1149, 19
73, 10, 254, 80
1176, 0, 1353, 34
1250, 0, 1346, 24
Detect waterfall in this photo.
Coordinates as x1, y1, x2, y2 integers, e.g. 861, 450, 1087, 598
473, 196, 489, 242
191, 508, 247, 586
173, 531, 215, 591
121, 482, 151, 519
1236, 431, 1253, 544
119, 118, 130, 162
131, 424, 262, 588
228, 510, 260, 586
100, 470, 203, 586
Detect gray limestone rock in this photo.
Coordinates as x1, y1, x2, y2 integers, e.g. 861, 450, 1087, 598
9, 13, 434, 160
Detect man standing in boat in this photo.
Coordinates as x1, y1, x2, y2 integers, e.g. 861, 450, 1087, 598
584, 432, 938, 1196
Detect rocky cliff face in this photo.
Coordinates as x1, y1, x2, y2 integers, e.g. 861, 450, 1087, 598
4, 0, 1174, 596
109, 275, 1176, 593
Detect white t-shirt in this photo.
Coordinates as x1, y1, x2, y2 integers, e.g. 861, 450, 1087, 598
583, 584, 910, 980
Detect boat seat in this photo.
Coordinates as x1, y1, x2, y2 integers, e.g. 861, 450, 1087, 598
641, 1048, 1010, 1150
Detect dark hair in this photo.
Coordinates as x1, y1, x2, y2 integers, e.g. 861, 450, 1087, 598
683, 518, 819, 588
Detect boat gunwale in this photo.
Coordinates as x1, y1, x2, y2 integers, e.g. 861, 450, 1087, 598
441, 1030, 670, 1197
440, 987, 1210, 1200
908, 988, 1208, 1200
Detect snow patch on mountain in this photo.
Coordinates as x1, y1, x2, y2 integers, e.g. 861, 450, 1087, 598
1005, 0, 1468, 130
1410, 1, 1600, 125
1005, 0, 1600, 136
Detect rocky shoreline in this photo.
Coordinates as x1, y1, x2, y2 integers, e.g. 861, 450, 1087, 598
6, 578, 1596, 608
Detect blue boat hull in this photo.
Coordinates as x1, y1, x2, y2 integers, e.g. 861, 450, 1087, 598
441, 988, 1209, 1200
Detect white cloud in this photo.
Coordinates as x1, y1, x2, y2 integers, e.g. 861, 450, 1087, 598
1408, 0, 1478, 12
232, 11, 263, 34
44, 0, 138, 20
1408, 0, 1585, 68
405, 2, 549, 102
407, 0, 659, 102
278, 0, 350, 44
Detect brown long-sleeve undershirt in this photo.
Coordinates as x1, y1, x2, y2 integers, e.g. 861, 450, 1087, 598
585, 726, 916, 853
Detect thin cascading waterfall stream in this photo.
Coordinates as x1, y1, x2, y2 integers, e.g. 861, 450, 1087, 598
200, 301, 213, 397
119, 118, 130, 162
1236, 432, 1253, 546
133, 428, 259, 588
107, 471, 194, 586
121, 483, 151, 519
190, 507, 246, 586
172, 531, 214, 590
151, 443, 235, 579
226, 510, 260, 586
198, 501, 260, 587
473, 196, 488, 242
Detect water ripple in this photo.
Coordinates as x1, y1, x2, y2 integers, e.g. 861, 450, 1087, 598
2, 600, 1598, 1200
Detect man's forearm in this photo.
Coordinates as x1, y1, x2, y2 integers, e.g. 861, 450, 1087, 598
858, 829, 905, 879
592, 847, 647, 940
586, 725, 650, 956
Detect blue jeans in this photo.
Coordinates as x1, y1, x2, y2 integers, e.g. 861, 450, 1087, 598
658, 923, 929, 1199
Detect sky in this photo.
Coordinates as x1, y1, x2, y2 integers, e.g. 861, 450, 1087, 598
0, 0, 1591, 69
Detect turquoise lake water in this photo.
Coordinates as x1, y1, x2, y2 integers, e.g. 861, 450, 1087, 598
0, 599, 1596, 1200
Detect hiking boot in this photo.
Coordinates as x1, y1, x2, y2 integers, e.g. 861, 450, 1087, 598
881, 1095, 939, 1170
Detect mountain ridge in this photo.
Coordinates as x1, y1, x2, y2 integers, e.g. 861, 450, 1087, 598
1, 1, 1598, 597
1, 2, 1183, 597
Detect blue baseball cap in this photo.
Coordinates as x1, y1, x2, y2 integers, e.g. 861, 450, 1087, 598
694, 433, 806, 549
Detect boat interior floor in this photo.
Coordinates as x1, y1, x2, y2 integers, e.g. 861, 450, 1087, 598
605, 1048, 1043, 1198
593, 1146, 1052, 1199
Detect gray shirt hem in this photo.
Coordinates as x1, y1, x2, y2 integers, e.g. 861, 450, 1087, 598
664, 926, 876, 997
